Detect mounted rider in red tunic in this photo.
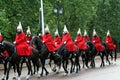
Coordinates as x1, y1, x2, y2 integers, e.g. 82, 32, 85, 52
61, 25, 76, 52
105, 30, 116, 50
83, 30, 90, 42
0, 33, 8, 58
53, 29, 61, 48
42, 25, 57, 53
26, 26, 32, 44
75, 28, 88, 50
14, 22, 32, 57
92, 29, 104, 52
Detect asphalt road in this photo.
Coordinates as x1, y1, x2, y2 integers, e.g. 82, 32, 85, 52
0, 58, 120, 80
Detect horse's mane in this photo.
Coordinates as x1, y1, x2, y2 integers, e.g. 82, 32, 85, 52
56, 44, 66, 55
31, 36, 43, 50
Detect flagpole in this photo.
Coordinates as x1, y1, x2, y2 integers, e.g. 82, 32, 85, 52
40, 0, 44, 35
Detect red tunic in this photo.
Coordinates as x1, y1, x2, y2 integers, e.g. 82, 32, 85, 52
84, 36, 90, 42
26, 35, 32, 44
15, 32, 32, 57
0, 50, 8, 59
42, 33, 57, 52
105, 36, 116, 50
0, 35, 3, 41
61, 33, 76, 52
75, 35, 88, 50
92, 36, 104, 51
39, 35, 43, 41
53, 36, 61, 48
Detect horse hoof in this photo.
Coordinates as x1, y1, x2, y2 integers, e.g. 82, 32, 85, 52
13, 77, 17, 80
38, 75, 40, 79
52, 68, 56, 72
63, 73, 68, 76
76, 71, 78, 73
70, 71, 73, 73
40, 74, 43, 77
46, 72, 49, 76
56, 72, 59, 74
26, 75, 30, 80
37, 73, 41, 79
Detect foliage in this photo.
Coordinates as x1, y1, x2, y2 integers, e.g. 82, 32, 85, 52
0, 0, 120, 50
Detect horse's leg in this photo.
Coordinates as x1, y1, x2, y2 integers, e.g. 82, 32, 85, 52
25, 58, 31, 80
49, 59, 55, 72
16, 64, 21, 80
40, 60, 44, 77
100, 52, 105, 67
70, 58, 74, 73
13, 64, 17, 79
20, 59, 23, 72
106, 54, 111, 65
114, 49, 117, 61
81, 54, 85, 68
75, 56, 80, 73
90, 55, 95, 68
62, 61, 68, 75
56, 63, 61, 74
110, 51, 113, 63
85, 60, 89, 68
1, 61, 7, 80
6, 63, 12, 80
31, 59, 36, 75
40, 59, 49, 76
43, 64, 49, 76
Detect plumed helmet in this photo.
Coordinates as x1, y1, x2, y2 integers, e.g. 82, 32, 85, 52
17, 22, 23, 32
0, 32, 2, 36
26, 26, 31, 34
84, 30, 87, 36
93, 29, 97, 36
107, 30, 110, 36
77, 28, 81, 35
63, 25, 68, 34
44, 24, 50, 33
55, 29, 59, 36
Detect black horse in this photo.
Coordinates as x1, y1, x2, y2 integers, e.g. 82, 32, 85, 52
54, 44, 78, 75
31, 36, 52, 76
86, 41, 106, 68
102, 41, 117, 64
31, 36, 77, 75
79, 46, 90, 69
0, 41, 40, 80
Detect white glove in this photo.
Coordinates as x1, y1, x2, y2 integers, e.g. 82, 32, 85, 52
64, 41, 66, 44
27, 41, 30, 43
106, 41, 108, 43
75, 40, 77, 42
13, 41, 16, 44
55, 42, 57, 45
42, 41, 45, 43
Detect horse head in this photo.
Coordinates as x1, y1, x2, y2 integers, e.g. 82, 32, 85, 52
30, 35, 43, 50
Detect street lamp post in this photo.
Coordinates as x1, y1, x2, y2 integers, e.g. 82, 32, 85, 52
54, 0, 63, 36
